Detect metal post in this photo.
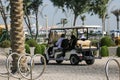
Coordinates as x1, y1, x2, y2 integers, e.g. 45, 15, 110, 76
45, 15, 48, 39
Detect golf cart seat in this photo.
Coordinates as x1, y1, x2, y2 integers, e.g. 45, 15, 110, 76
76, 40, 98, 51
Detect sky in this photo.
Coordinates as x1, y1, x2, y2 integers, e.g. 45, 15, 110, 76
39, 0, 120, 32
0, 0, 120, 32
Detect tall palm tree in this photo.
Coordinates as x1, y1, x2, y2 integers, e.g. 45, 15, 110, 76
28, 0, 43, 40
23, 0, 33, 39
89, 0, 110, 35
61, 18, 67, 27
80, 15, 86, 25
111, 9, 120, 30
10, 0, 26, 73
51, 0, 90, 26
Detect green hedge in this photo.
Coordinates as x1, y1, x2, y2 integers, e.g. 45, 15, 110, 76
26, 39, 37, 47
100, 46, 109, 57
0, 40, 11, 48
34, 44, 40, 54
100, 36, 114, 47
34, 44, 46, 55
25, 44, 30, 54
40, 44, 46, 54
40, 43, 48, 47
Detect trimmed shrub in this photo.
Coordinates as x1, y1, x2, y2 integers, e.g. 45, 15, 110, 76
40, 44, 46, 54
34, 44, 41, 54
41, 43, 48, 47
34, 44, 46, 55
100, 36, 113, 47
0, 40, 10, 48
25, 44, 30, 54
100, 46, 109, 57
116, 46, 120, 57
26, 39, 37, 47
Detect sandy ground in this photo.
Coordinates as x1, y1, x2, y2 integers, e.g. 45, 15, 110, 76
0, 53, 120, 80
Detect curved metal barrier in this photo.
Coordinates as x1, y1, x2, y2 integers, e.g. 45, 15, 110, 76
18, 54, 46, 80
6, 52, 23, 79
0, 52, 46, 80
105, 58, 120, 80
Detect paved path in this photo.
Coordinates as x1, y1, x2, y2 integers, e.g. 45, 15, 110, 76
0, 53, 119, 80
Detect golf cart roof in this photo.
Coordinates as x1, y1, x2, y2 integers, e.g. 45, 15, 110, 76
50, 25, 101, 30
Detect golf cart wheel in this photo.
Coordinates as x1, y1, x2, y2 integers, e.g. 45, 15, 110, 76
70, 55, 79, 65
41, 54, 49, 64
85, 59, 95, 65
56, 60, 63, 64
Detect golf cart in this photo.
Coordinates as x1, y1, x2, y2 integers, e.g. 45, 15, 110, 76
43, 25, 101, 65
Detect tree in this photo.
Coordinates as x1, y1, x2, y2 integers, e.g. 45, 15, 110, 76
80, 15, 86, 25
7, 0, 44, 38
50, 0, 90, 26
27, 0, 43, 40
61, 18, 67, 27
111, 9, 120, 30
10, 0, 27, 73
23, 0, 33, 39
89, 0, 110, 34
56, 18, 67, 27
0, 0, 9, 40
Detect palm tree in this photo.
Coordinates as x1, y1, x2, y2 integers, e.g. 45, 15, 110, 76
111, 9, 120, 30
80, 15, 86, 25
89, 0, 110, 35
51, 0, 90, 26
61, 18, 67, 27
0, 0, 9, 40
23, 0, 33, 39
10, 0, 26, 73
28, 0, 43, 40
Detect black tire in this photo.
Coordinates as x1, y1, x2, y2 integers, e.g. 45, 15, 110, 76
56, 60, 63, 64
70, 55, 79, 65
85, 58, 95, 65
41, 54, 49, 64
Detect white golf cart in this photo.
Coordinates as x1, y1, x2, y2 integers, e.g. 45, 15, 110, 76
42, 25, 101, 65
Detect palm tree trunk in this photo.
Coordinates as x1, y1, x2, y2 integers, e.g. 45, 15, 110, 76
82, 21, 84, 25
35, 12, 39, 40
24, 13, 33, 39
102, 17, 106, 36
117, 16, 119, 30
73, 14, 78, 26
10, 0, 26, 73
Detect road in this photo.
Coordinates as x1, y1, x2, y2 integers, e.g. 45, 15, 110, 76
0, 54, 119, 80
